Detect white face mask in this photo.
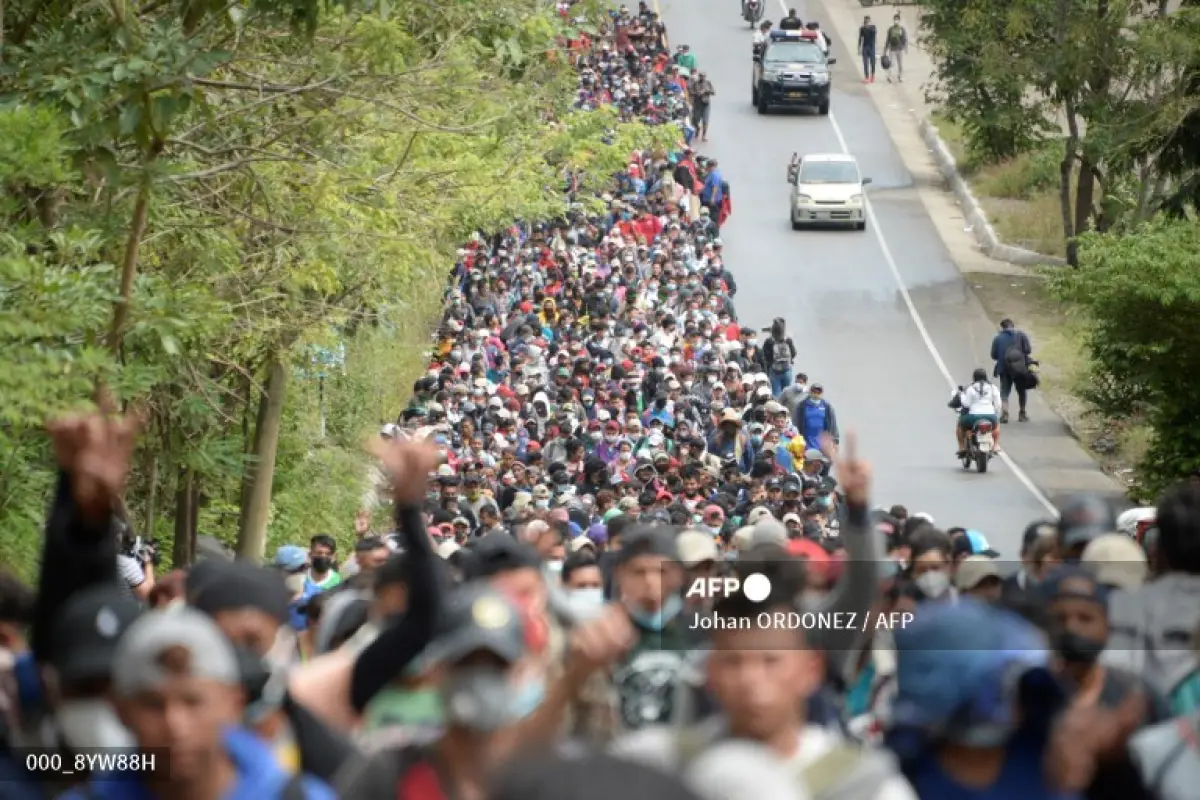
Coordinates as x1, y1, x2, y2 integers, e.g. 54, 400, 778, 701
545, 559, 564, 576
618, 451, 633, 462
566, 588, 606, 619
56, 699, 137, 750
915, 570, 951, 600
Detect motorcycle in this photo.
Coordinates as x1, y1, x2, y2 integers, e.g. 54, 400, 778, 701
961, 416, 997, 473
743, 0, 764, 26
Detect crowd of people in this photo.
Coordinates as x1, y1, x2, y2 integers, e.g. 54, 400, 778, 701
2, 4, 1200, 800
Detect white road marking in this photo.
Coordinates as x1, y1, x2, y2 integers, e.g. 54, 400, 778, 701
773, 0, 1058, 516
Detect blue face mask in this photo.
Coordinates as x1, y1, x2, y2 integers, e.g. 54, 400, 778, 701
628, 594, 683, 631
567, 587, 606, 618
724, 550, 739, 562
510, 677, 546, 718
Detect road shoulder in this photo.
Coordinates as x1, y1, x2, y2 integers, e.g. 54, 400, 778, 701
814, 0, 1130, 502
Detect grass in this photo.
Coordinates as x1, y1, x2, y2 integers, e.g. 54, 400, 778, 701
966, 271, 1151, 494
930, 113, 1067, 257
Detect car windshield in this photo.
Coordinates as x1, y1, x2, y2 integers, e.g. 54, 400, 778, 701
799, 161, 860, 184
764, 42, 824, 65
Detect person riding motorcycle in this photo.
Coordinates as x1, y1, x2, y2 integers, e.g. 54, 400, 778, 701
953, 368, 1003, 458
742, 0, 764, 23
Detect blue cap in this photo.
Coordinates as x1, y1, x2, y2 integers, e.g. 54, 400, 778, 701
273, 545, 307, 572
891, 599, 1060, 735
965, 529, 1001, 557
568, 522, 583, 539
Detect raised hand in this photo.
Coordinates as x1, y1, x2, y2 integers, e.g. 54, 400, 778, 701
46, 403, 143, 521
367, 436, 443, 506
824, 430, 871, 509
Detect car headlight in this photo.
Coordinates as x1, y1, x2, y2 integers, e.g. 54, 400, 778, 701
762, 70, 780, 81
812, 72, 830, 85
848, 194, 863, 205
794, 194, 814, 205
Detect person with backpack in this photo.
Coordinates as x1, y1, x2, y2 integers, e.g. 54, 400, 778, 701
762, 318, 797, 398
882, 14, 907, 83
990, 318, 1034, 423
707, 409, 755, 475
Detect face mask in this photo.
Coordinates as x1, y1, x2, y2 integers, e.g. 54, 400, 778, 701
1056, 631, 1105, 665
441, 667, 544, 732
567, 587, 606, 619
545, 559, 564, 576
590, 431, 603, 442
627, 593, 683, 631
724, 550, 739, 562
706, 375, 716, 384
535, 499, 549, 509
310, 556, 332, 573
364, 686, 445, 733
619, 451, 632, 462
56, 699, 137, 750
915, 570, 951, 600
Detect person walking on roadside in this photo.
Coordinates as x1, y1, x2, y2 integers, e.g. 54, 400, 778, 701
990, 318, 1034, 423
690, 71, 715, 142
883, 13, 908, 83
858, 16, 877, 84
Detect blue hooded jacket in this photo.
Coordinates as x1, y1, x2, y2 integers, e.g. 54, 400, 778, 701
57, 726, 336, 800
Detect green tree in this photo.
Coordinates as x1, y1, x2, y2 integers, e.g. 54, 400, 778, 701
1046, 217, 1200, 495
0, 0, 674, 575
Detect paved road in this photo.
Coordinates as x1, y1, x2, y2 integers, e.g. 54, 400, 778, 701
656, 0, 1113, 553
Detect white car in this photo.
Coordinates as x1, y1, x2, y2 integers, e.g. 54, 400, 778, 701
787, 153, 871, 230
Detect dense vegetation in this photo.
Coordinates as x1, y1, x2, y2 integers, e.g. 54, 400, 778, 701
922, 0, 1200, 494
0, 0, 669, 576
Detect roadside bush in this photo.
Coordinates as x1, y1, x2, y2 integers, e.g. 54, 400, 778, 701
975, 139, 1061, 199
1045, 217, 1200, 496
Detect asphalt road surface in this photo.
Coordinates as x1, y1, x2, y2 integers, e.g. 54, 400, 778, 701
655, 0, 1115, 553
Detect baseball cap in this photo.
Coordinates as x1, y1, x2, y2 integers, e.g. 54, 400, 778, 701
890, 600, 1061, 748
1081, 534, 1148, 590
747, 506, 774, 525
462, 533, 541, 580
273, 545, 307, 572
731, 526, 757, 551
1056, 494, 1118, 549
111, 607, 241, 698
752, 517, 788, 548
677, 530, 720, 567
964, 530, 1001, 558
51, 584, 144, 685
954, 555, 1003, 591
803, 448, 826, 463
1021, 521, 1056, 556
421, 583, 528, 666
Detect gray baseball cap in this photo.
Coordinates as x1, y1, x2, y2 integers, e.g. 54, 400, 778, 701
420, 583, 527, 667
111, 607, 240, 698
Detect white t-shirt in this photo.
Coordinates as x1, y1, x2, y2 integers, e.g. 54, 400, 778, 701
961, 381, 1001, 415
611, 720, 916, 800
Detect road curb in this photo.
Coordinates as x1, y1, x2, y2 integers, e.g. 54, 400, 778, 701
917, 117, 1068, 268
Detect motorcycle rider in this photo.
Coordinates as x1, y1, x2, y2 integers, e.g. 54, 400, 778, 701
954, 368, 1003, 458
742, 0, 763, 23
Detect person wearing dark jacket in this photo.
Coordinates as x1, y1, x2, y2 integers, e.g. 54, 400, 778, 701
857, 16, 878, 83
990, 318, 1034, 423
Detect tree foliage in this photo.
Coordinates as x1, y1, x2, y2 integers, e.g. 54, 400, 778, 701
922, 0, 1200, 263
0, 0, 671, 575
1045, 217, 1200, 496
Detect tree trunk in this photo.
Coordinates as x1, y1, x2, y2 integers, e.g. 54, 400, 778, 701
144, 450, 158, 545
1074, 157, 1096, 238
1059, 138, 1079, 267
172, 467, 195, 568
107, 175, 153, 355
236, 358, 288, 564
